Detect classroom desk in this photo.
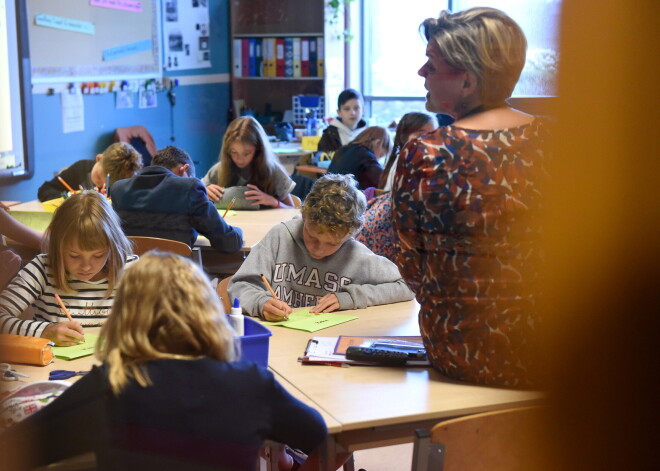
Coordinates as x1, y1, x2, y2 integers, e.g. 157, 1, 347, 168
8, 201, 298, 253
266, 300, 545, 470
295, 164, 328, 177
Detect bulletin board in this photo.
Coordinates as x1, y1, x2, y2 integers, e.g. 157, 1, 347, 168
26, 0, 161, 83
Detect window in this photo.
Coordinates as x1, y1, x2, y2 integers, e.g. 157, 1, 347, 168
360, 0, 561, 125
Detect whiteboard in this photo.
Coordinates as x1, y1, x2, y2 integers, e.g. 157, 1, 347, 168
27, 0, 161, 83
0, 0, 34, 181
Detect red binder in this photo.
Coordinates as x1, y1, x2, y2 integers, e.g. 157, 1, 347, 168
276, 38, 285, 77
301, 37, 310, 77
241, 39, 249, 77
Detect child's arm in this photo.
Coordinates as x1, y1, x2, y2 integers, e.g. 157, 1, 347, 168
0, 257, 83, 342
229, 230, 289, 318
188, 182, 244, 253
201, 163, 224, 202
0, 208, 43, 250
244, 184, 296, 209
37, 160, 91, 201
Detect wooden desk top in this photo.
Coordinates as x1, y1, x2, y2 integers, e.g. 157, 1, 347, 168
296, 164, 328, 175
8, 201, 299, 252
266, 301, 544, 449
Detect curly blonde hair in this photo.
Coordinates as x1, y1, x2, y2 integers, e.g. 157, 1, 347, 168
301, 173, 366, 239
422, 7, 527, 106
96, 252, 236, 394
101, 142, 143, 187
46, 191, 132, 295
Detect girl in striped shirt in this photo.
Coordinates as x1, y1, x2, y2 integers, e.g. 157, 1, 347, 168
0, 191, 134, 345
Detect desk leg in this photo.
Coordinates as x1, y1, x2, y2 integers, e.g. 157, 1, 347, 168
320, 435, 337, 471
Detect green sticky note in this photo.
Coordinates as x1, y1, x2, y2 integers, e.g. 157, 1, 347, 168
51, 334, 98, 360
263, 309, 358, 332
8, 211, 53, 232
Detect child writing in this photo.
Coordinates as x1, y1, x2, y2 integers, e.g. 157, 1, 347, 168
0, 252, 328, 471
202, 116, 296, 208
327, 126, 393, 190
0, 191, 135, 345
229, 173, 414, 321
317, 88, 368, 152
356, 112, 438, 262
37, 142, 143, 201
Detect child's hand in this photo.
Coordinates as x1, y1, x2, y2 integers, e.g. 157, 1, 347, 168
206, 184, 224, 202
310, 294, 340, 313
42, 321, 85, 346
245, 184, 279, 207
262, 298, 292, 321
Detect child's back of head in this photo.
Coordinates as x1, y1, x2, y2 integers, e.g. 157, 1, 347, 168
102, 142, 143, 187
152, 145, 196, 177
301, 173, 367, 240
97, 251, 236, 393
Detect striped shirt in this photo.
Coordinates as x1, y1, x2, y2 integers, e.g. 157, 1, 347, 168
0, 253, 136, 338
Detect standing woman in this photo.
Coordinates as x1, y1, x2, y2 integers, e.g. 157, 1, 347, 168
202, 116, 296, 209
392, 8, 550, 388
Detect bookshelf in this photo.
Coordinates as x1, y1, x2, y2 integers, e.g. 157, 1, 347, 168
230, 0, 344, 123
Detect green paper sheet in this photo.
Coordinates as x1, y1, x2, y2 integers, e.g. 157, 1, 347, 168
263, 309, 358, 332
51, 333, 98, 360
216, 209, 237, 218
8, 211, 53, 232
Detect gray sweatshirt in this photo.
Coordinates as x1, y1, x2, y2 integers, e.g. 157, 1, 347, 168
229, 216, 415, 317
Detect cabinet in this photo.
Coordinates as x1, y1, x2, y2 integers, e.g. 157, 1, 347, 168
230, 0, 344, 123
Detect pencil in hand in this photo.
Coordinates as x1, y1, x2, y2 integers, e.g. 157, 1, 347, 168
261, 273, 288, 319
222, 197, 237, 218
57, 176, 75, 194
54, 293, 74, 322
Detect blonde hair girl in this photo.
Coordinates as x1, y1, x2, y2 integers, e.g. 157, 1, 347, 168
202, 116, 296, 208
0, 191, 134, 346
37, 142, 143, 202
0, 251, 328, 470
97, 252, 236, 393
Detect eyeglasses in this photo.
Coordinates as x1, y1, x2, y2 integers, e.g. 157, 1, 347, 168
0, 363, 29, 381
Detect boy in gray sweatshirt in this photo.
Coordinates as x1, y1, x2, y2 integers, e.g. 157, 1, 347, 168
229, 174, 414, 321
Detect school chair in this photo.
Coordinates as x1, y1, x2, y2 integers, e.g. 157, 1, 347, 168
290, 194, 302, 209
127, 236, 203, 267
411, 406, 544, 471
113, 125, 157, 166
216, 275, 233, 313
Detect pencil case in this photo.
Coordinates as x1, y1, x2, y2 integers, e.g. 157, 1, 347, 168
0, 334, 54, 366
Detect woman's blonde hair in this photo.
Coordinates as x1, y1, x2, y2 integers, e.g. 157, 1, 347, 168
422, 7, 527, 106
301, 173, 367, 239
101, 142, 143, 188
351, 126, 393, 157
96, 251, 236, 394
46, 191, 132, 295
216, 116, 284, 195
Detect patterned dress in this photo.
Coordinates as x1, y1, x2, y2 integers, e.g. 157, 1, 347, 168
355, 193, 396, 262
392, 120, 550, 388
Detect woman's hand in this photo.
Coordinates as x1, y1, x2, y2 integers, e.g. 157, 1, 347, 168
245, 184, 280, 207
42, 321, 85, 346
310, 294, 340, 313
262, 298, 292, 321
205, 184, 224, 202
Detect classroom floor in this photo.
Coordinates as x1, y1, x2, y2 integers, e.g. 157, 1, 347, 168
351, 443, 413, 471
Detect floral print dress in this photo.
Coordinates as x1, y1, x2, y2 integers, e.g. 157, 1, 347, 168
392, 120, 550, 388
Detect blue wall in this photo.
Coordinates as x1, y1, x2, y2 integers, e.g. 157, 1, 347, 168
0, 0, 230, 201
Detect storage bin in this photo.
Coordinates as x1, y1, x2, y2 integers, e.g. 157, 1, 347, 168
234, 316, 272, 367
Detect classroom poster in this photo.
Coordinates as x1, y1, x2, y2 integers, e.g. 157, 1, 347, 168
162, 0, 210, 71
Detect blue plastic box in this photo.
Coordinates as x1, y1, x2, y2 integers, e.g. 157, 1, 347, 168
235, 316, 272, 367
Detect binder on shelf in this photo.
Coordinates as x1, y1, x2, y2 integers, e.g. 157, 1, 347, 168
241, 38, 250, 77
232, 38, 242, 77
284, 37, 294, 77
263, 37, 277, 77
255, 38, 263, 77
317, 37, 324, 77
276, 37, 285, 77
248, 38, 257, 77
301, 37, 310, 77
292, 37, 302, 77
309, 37, 317, 77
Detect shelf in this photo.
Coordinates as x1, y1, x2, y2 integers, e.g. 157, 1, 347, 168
234, 33, 324, 38
233, 77, 324, 81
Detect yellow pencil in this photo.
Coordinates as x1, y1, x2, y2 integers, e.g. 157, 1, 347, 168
57, 176, 76, 193
53, 293, 74, 322
260, 274, 288, 320
222, 197, 236, 218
